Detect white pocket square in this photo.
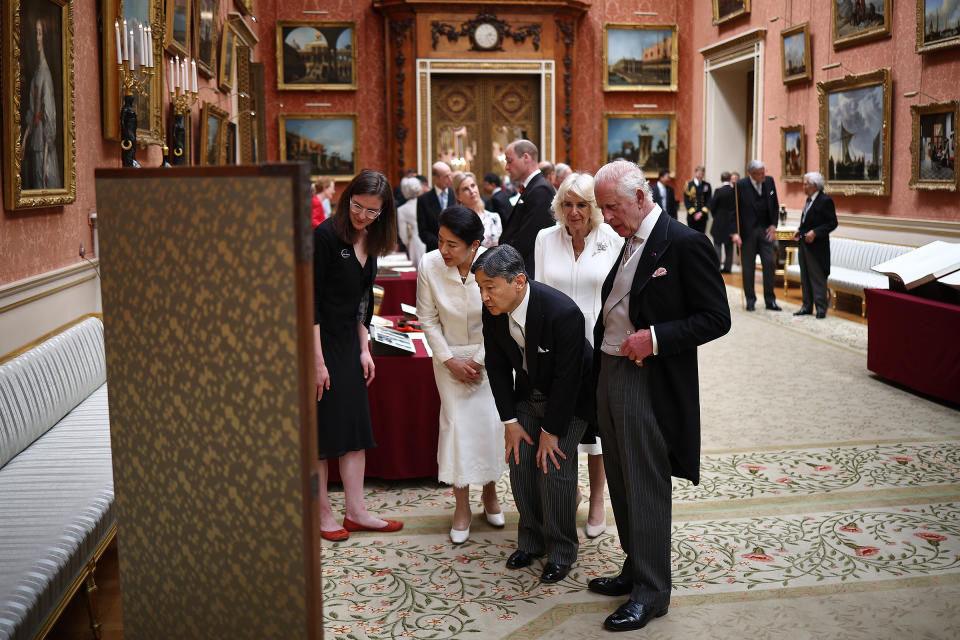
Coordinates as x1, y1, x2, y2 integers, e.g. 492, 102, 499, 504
538, 346, 550, 353
652, 267, 668, 278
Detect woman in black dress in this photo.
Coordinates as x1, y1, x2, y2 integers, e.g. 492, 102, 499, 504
314, 169, 402, 540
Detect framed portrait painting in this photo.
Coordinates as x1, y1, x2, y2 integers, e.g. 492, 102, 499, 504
602, 24, 678, 92
781, 23, 812, 84
2, 0, 76, 210
781, 125, 805, 182
817, 68, 892, 196
276, 21, 357, 90
909, 101, 958, 191
195, 0, 219, 77
832, 0, 891, 49
200, 102, 228, 165
164, 0, 190, 57
713, 0, 750, 26
916, 0, 960, 53
278, 114, 357, 179
602, 112, 677, 179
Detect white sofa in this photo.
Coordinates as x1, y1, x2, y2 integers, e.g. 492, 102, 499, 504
785, 238, 912, 316
0, 317, 114, 640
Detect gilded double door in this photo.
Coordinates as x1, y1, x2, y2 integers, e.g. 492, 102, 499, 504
431, 74, 541, 181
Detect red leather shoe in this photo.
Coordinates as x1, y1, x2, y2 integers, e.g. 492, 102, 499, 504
342, 517, 403, 533
320, 528, 349, 542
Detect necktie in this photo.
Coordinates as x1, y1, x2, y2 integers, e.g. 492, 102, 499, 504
801, 197, 811, 224
439, 191, 447, 209
623, 236, 642, 264
518, 185, 525, 195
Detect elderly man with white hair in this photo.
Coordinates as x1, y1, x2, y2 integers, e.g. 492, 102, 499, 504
397, 176, 427, 267
733, 159, 782, 311
793, 171, 838, 318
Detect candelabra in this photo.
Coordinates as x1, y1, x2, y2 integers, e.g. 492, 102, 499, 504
168, 56, 199, 165
114, 18, 155, 166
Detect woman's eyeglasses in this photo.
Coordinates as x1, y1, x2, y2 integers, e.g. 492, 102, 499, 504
350, 199, 382, 219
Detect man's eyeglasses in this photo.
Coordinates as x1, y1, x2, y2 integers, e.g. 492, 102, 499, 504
350, 199, 382, 219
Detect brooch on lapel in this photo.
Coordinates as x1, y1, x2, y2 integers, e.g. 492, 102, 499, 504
340, 249, 350, 259
652, 267, 668, 278
592, 240, 609, 257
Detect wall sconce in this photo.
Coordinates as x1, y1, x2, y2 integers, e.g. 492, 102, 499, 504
114, 19, 155, 166
821, 61, 854, 74
903, 90, 940, 102
168, 56, 199, 165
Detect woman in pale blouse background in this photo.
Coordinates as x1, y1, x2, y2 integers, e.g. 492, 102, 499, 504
452, 172, 502, 248
533, 172, 623, 538
416, 206, 507, 544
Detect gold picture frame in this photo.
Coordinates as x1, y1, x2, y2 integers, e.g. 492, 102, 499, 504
276, 21, 357, 91
832, 0, 891, 50
916, 0, 960, 53
781, 22, 812, 84
817, 68, 892, 196
219, 21, 236, 90
2, 0, 76, 210
164, 0, 190, 57
909, 101, 958, 191
781, 125, 805, 183
602, 23, 678, 93
195, 0, 219, 78
278, 114, 358, 180
602, 112, 677, 179
200, 102, 228, 165
100, 0, 163, 144
713, 0, 750, 26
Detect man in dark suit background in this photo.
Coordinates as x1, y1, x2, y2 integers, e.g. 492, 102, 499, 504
473, 244, 594, 585
650, 169, 678, 220
683, 165, 712, 234
416, 161, 455, 253
589, 160, 730, 632
482, 172, 514, 228
734, 159, 781, 311
498, 139, 556, 273
709, 171, 737, 273
793, 171, 838, 319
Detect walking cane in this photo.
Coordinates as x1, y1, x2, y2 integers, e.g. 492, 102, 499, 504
733, 178, 745, 309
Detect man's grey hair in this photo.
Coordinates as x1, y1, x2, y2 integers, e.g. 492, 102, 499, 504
746, 159, 765, 173
803, 171, 825, 191
509, 139, 539, 162
695, 165, 705, 173
594, 159, 652, 202
555, 162, 572, 180
400, 176, 421, 200
471, 244, 527, 281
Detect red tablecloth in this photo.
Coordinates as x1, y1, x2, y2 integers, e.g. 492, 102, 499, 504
376, 271, 419, 316
328, 320, 440, 481
865, 288, 960, 404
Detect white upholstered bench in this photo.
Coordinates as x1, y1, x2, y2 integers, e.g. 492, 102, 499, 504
784, 238, 912, 316
0, 317, 114, 640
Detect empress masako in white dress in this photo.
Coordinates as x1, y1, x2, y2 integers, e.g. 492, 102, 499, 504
416, 247, 507, 487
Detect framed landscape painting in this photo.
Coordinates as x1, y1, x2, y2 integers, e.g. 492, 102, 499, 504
195, 0, 219, 77
781, 125, 805, 182
602, 24, 678, 92
781, 23, 812, 84
219, 22, 236, 90
276, 21, 357, 90
817, 68, 892, 196
164, 0, 190, 57
602, 112, 677, 179
713, 0, 750, 26
909, 101, 958, 191
916, 0, 960, 53
278, 114, 357, 179
200, 102, 228, 165
832, 0, 891, 49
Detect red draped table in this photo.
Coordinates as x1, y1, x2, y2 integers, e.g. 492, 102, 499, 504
865, 288, 960, 404
375, 270, 419, 316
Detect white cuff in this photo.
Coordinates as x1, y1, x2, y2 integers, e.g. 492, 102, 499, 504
650, 326, 659, 356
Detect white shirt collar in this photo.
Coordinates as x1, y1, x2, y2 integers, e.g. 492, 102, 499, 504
522, 169, 541, 189
750, 176, 763, 192
808, 190, 819, 203
435, 185, 447, 197
509, 283, 532, 332
635, 204, 662, 243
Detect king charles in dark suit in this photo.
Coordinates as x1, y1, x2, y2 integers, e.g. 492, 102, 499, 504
734, 160, 781, 311
472, 244, 594, 585
498, 140, 556, 274
683, 166, 712, 234
589, 160, 730, 632
417, 161, 456, 253
650, 169, 678, 220
793, 172, 838, 318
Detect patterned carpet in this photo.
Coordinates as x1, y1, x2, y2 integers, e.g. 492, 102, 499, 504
323, 287, 960, 639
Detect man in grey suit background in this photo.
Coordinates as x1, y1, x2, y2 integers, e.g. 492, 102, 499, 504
589, 160, 730, 632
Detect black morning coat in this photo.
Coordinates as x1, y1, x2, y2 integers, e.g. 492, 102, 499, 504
498, 172, 556, 275
592, 213, 731, 484
798, 191, 839, 274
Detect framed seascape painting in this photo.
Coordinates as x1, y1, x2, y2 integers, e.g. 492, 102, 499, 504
2, 0, 76, 210
195, 0, 219, 77
916, 0, 960, 53
832, 0, 891, 49
602, 112, 677, 179
276, 21, 357, 90
200, 102, 228, 165
909, 101, 958, 191
219, 22, 236, 90
781, 23, 812, 84
164, 0, 190, 57
278, 114, 357, 179
602, 24, 678, 92
817, 68, 892, 196
781, 125, 805, 182
713, 0, 750, 26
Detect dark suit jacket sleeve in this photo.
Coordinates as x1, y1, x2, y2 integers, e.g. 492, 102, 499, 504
416, 194, 439, 252
811, 195, 838, 237
541, 301, 589, 438
653, 231, 731, 356
481, 311, 518, 424
765, 177, 779, 228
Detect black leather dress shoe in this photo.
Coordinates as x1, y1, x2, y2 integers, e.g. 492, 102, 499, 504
539, 562, 570, 583
587, 575, 632, 596
505, 549, 541, 569
603, 599, 669, 632
745, 302, 756, 311
766, 303, 783, 311
793, 307, 812, 316
816, 310, 827, 319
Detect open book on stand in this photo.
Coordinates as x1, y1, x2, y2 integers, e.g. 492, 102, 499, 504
871, 241, 960, 290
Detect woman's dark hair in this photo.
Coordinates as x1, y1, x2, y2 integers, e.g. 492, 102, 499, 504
438, 205, 483, 246
333, 169, 397, 257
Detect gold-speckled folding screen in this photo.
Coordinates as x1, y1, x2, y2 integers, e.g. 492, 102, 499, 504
95, 165, 320, 640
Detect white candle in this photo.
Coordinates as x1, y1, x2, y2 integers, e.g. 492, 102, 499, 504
122, 19, 128, 60
145, 26, 152, 67
174, 55, 180, 89
129, 31, 135, 71
169, 58, 175, 92
191, 59, 198, 93
114, 22, 122, 64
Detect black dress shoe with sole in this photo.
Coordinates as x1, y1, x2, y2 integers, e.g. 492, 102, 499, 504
793, 308, 812, 316
587, 575, 632, 596
745, 302, 756, 311
766, 303, 783, 311
603, 599, 669, 632
539, 562, 570, 583
505, 549, 541, 569
816, 310, 827, 319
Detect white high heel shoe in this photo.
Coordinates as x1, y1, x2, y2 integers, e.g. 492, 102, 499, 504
585, 514, 607, 538
450, 526, 470, 544
484, 509, 505, 527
